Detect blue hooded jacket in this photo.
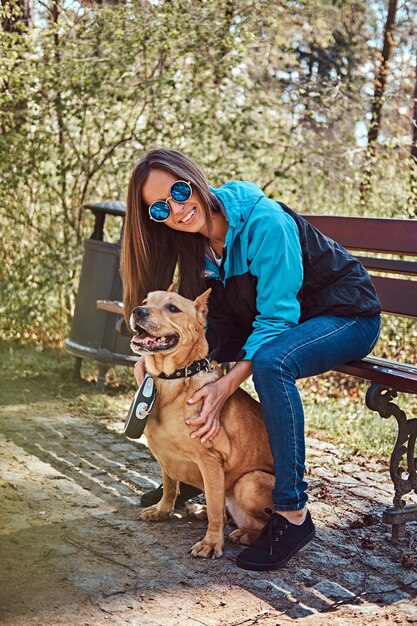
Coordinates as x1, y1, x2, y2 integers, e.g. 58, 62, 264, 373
205, 181, 380, 362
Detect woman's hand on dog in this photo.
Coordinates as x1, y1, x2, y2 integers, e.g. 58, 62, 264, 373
186, 360, 253, 443
186, 377, 231, 443
134, 356, 146, 386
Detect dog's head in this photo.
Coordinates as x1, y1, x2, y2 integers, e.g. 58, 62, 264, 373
129, 289, 211, 366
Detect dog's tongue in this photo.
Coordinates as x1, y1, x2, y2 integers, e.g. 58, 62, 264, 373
132, 332, 169, 348
131, 331, 150, 345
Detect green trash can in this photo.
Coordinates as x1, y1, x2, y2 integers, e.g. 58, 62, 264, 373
64, 200, 136, 388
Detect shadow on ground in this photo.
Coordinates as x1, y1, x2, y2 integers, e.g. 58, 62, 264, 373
0, 406, 416, 626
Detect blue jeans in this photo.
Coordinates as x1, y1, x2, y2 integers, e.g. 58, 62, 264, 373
251, 314, 381, 511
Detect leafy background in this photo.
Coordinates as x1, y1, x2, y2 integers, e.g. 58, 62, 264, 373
1, 0, 416, 461
1, 0, 416, 361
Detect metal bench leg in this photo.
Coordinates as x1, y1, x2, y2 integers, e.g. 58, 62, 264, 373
73, 356, 82, 380
365, 383, 417, 540
391, 522, 406, 542
97, 363, 109, 391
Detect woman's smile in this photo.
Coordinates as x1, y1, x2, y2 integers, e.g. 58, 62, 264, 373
170, 200, 201, 230
179, 207, 196, 224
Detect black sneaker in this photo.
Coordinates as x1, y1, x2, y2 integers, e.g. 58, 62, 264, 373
140, 483, 202, 508
236, 508, 315, 571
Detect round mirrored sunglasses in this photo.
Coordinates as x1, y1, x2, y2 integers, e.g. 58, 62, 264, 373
148, 180, 192, 222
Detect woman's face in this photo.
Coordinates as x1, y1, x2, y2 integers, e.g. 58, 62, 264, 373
142, 168, 208, 236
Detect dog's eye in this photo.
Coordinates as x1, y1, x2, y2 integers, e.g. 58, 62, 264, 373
167, 304, 181, 313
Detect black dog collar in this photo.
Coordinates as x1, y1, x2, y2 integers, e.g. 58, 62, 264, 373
157, 356, 213, 380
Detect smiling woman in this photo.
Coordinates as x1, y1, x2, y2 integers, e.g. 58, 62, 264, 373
120, 147, 381, 572
120, 149, 224, 321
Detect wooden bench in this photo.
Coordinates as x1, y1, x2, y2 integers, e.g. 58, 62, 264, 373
302, 215, 417, 540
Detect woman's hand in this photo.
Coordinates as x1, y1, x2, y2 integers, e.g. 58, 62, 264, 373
186, 361, 253, 443
133, 356, 146, 386
186, 377, 231, 443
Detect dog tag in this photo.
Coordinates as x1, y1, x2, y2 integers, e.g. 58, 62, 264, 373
124, 374, 156, 439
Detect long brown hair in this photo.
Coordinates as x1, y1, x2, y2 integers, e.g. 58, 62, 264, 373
120, 148, 218, 322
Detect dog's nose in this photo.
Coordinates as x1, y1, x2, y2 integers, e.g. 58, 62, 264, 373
133, 306, 148, 319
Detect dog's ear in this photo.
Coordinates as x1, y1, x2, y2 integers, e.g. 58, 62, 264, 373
194, 288, 212, 322
167, 283, 179, 293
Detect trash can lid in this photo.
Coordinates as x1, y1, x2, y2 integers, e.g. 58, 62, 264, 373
83, 201, 126, 217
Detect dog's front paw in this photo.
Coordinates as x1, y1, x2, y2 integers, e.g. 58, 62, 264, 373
139, 504, 172, 521
190, 537, 224, 559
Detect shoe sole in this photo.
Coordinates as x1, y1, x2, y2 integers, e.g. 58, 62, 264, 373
235, 529, 316, 571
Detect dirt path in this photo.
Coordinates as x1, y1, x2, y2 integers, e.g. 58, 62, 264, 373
0, 404, 416, 625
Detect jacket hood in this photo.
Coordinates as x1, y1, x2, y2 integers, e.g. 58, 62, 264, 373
209, 181, 265, 231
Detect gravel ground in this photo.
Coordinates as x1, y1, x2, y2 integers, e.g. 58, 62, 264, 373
0, 404, 416, 626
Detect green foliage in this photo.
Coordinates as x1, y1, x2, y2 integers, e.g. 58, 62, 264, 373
242, 368, 416, 458
299, 370, 417, 458
302, 383, 400, 458
0, 339, 135, 418
0, 0, 416, 343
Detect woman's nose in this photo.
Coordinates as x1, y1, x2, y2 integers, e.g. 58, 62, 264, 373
168, 198, 185, 214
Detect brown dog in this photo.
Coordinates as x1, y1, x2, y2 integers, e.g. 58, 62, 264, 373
130, 289, 275, 558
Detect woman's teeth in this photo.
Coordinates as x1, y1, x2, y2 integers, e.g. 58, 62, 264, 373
180, 208, 196, 223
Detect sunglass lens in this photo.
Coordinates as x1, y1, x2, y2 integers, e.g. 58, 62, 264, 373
150, 201, 170, 221
171, 181, 191, 202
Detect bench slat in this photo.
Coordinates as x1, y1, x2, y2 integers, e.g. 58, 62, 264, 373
362, 355, 417, 375
302, 215, 417, 255
335, 359, 417, 395
356, 256, 417, 275
370, 276, 417, 318
96, 299, 124, 315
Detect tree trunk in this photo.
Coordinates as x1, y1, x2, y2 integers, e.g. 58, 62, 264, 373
359, 0, 398, 205
2, 0, 32, 31
409, 48, 417, 217
49, 0, 73, 318
1, 1, 33, 133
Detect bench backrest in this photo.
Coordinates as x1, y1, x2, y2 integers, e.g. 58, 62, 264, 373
301, 215, 417, 320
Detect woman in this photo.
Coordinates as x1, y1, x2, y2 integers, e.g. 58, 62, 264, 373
121, 147, 381, 571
